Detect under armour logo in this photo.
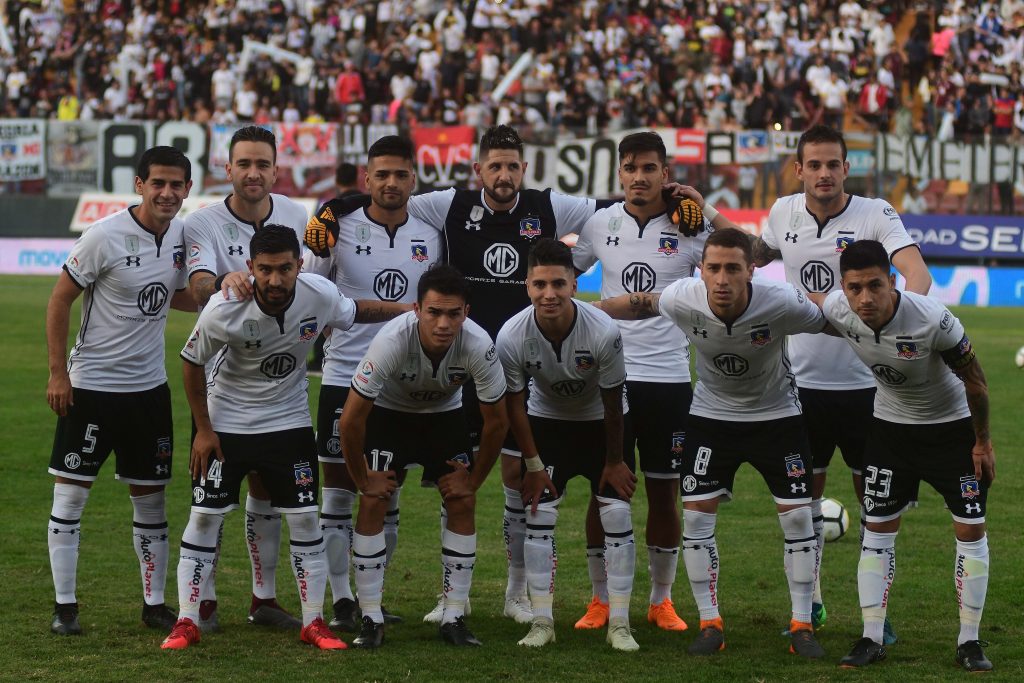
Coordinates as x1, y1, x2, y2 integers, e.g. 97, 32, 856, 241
692, 327, 707, 338
227, 246, 243, 256
784, 232, 798, 243
464, 221, 481, 231
244, 340, 262, 349
791, 482, 807, 494
298, 492, 314, 503
399, 372, 417, 381
525, 361, 542, 370
125, 256, 141, 267
356, 246, 372, 255
606, 236, 620, 246
155, 465, 169, 475
965, 503, 981, 514
847, 331, 861, 343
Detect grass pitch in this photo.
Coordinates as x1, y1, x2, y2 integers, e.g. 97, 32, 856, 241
0, 274, 1021, 681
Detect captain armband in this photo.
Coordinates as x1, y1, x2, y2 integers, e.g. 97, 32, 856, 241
940, 335, 975, 371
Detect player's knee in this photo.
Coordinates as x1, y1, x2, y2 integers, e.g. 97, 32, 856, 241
955, 522, 986, 543
321, 461, 353, 489
643, 478, 679, 513
444, 494, 476, 522
356, 495, 389, 525
526, 501, 558, 531
246, 472, 271, 499
683, 508, 717, 539
285, 510, 320, 541
597, 497, 632, 535
500, 454, 523, 488
778, 506, 813, 537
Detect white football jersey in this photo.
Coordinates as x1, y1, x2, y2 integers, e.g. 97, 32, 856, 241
64, 207, 186, 392
304, 207, 443, 386
823, 290, 971, 424
351, 311, 505, 414
180, 273, 357, 433
184, 194, 308, 280
573, 202, 706, 383
496, 300, 627, 421
658, 278, 826, 421
762, 193, 917, 390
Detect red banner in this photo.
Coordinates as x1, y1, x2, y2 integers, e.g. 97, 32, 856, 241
412, 126, 475, 190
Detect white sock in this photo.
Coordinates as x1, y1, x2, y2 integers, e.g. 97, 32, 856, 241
956, 535, 989, 645
585, 546, 608, 602
352, 531, 386, 624
599, 499, 635, 620
48, 483, 89, 604
811, 498, 824, 604
287, 511, 327, 627
177, 511, 224, 623
199, 517, 223, 606
384, 488, 401, 568
320, 487, 355, 602
859, 529, 897, 644
648, 546, 679, 605
524, 504, 558, 620
441, 529, 476, 623
780, 506, 816, 624
246, 495, 281, 600
503, 485, 527, 600
682, 509, 720, 621
131, 491, 169, 606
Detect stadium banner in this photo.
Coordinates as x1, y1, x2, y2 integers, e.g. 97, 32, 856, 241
664, 128, 706, 163
98, 121, 208, 193
903, 214, 1024, 261
772, 131, 801, 158
46, 121, 100, 196
901, 266, 1024, 306
412, 125, 476, 191
206, 122, 249, 178
0, 237, 76, 275
0, 118, 46, 181
69, 193, 318, 232
274, 122, 338, 168
877, 134, 1023, 184
735, 131, 771, 164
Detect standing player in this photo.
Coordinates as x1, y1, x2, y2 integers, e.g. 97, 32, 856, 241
817, 241, 994, 672
572, 131, 736, 632
595, 228, 828, 659
45, 146, 194, 635
305, 136, 443, 631
751, 124, 931, 637
497, 239, 638, 651
162, 226, 409, 651
338, 265, 509, 649
184, 125, 309, 631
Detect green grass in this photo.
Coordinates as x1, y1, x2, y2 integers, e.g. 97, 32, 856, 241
1, 274, 1021, 681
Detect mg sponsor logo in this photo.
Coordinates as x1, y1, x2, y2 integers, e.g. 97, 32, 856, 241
373, 268, 408, 301
260, 353, 297, 379
483, 243, 518, 277
799, 260, 834, 293
871, 364, 907, 385
621, 261, 656, 292
713, 353, 749, 376
137, 282, 169, 316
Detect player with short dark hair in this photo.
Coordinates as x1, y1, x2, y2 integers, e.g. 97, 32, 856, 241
162, 225, 409, 651
338, 264, 509, 649
46, 146, 195, 636
817, 241, 995, 672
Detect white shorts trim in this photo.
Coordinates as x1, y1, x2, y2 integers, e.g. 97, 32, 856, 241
192, 503, 240, 514
501, 448, 522, 458
864, 501, 913, 524
115, 475, 170, 485
772, 495, 812, 506
318, 455, 346, 464
951, 513, 986, 525
49, 468, 96, 482
642, 471, 680, 480
682, 488, 732, 503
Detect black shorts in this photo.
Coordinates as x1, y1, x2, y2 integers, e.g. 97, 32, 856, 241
365, 406, 473, 485
49, 384, 173, 485
463, 380, 521, 455
191, 427, 318, 513
527, 414, 636, 503
626, 381, 691, 478
798, 387, 875, 474
316, 384, 349, 463
862, 417, 986, 524
680, 414, 813, 504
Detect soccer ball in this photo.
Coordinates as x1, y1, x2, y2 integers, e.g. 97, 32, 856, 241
1015, 345, 1024, 368
821, 498, 849, 542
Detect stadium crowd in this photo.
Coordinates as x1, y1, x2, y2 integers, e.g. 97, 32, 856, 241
4, 0, 1024, 140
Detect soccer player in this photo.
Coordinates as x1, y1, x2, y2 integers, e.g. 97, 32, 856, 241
496, 238, 638, 651
183, 125, 310, 631
163, 225, 409, 651
305, 136, 442, 631
572, 131, 737, 632
338, 264, 509, 648
751, 124, 931, 638
45, 146, 195, 636
595, 228, 829, 659
817, 241, 994, 672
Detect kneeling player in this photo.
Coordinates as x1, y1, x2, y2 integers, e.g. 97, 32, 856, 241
497, 239, 639, 651
819, 241, 995, 672
163, 226, 408, 651
339, 264, 509, 649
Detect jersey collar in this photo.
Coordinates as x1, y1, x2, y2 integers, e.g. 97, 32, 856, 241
805, 193, 852, 238
224, 194, 275, 229
480, 188, 520, 214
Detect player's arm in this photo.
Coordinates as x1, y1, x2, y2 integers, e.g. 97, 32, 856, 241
303, 195, 371, 257
352, 300, 413, 324
597, 383, 636, 501
171, 287, 197, 312
338, 389, 397, 498
505, 389, 558, 513
943, 342, 995, 484
890, 245, 932, 295
182, 359, 223, 481
45, 271, 83, 416
751, 234, 782, 267
591, 292, 662, 320
189, 271, 253, 306
465, 397, 510, 491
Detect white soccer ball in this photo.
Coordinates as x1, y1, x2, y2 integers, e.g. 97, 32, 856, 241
1015, 345, 1024, 368
821, 498, 850, 543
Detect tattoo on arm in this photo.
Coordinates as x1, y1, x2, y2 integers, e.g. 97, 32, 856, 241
354, 302, 398, 324
191, 274, 217, 307
751, 236, 781, 267
957, 360, 990, 442
628, 292, 660, 318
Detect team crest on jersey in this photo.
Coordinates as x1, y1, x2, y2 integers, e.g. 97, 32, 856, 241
608, 217, 622, 234
519, 217, 542, 238
450, 452, 470, 466
960, 477, 980, 499
691, 311, 706, 328
243, 320, 260, 339
896, 341, 919, 359
320, 206, 335, 223
671, 432, 685, 454
447, 367, 469, 385
356, 225, 371, 243
298, 317, 318, 341
222, 223, 239, 240
750, 327, 772, 347
658, 236, 679, 255
785, 455, 806, 478
155, 437, 171, 460
790, 213, 802, 230
574, 352, 595, 371
125, 235, 139, 254
470, 205, 485, 221
173, 246, 185, 270
294, 463, 314, 487
835, 236, 855, 252
525, 338, 540, 359
411, 244, 429, 262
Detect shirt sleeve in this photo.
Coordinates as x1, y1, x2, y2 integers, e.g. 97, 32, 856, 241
64, 223, 108, 288
470, 337, 507, 404
822, 289, 847, 329
656, 277, 690, 325
934, 305, 967, 353
550, 190, 598, 238
180, 297, 228, 365
496, 324, 527, 393
184, 213, 218, 279
407, 189, 455, 232
314, 275, 358, 330
572, 214, 598, 272
784, 283, 827, 334
596, 319, 627, 389
350, 334, 398, 400
870, 199, 918, 255
761, 199, 782, 249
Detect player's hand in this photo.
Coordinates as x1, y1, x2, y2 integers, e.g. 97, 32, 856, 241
304, 210, 339, 257
663, 186, 706, 238
190, 429, 224, 481
221, 270, 253, 301
46, 371, 73, 416
972, 439, 995, 485
521, 469, 557, 514
438, 460, 475, 500
361, 470, 398, 499
599, 462, 638, 501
